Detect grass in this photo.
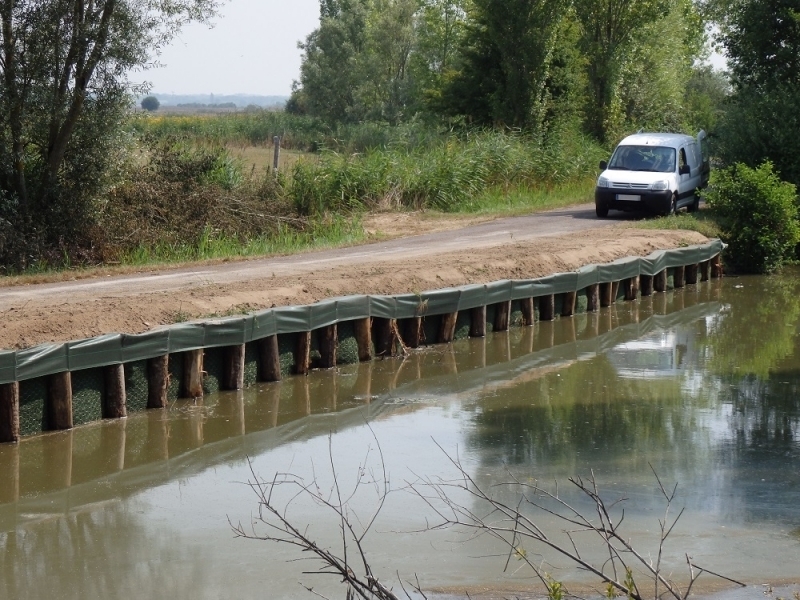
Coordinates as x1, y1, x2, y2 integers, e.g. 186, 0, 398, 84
228, 146, 315, 176
625, 208, 722, 239
118, 216, 366, 266
453, 179, 596, 214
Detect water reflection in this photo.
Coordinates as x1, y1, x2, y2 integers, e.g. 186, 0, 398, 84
3, 275, 800, 597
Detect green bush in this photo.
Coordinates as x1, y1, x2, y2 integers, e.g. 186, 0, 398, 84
705, 161, 799, 273
289, 129, 605, 215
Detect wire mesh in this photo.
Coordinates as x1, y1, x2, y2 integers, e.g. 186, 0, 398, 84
167, 353, 184, 400
202, 347, 225, 395
18, 378, 45, 437
70, 368, 103, 426
125, 361, 149, 413
337, 321, 359, 365
454, 310, 472, 340
278, 333, 298, 377
244, 342, 259, 387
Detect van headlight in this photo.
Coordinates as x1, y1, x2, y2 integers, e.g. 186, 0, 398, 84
651, 180, 669, 191
597, 176, 611, 188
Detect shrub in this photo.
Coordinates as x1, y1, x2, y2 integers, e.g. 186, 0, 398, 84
141, 96, 160, 112
705, 161, 799, 273
288, 129, 605, 215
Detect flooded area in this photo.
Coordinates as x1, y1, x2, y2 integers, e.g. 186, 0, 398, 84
1, 275, 799, 599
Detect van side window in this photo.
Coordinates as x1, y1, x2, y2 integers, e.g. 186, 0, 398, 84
679, 148, 687, 169
687, 143, 700, 168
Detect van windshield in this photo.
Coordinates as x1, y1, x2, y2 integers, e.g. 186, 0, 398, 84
608, 145, 676, 173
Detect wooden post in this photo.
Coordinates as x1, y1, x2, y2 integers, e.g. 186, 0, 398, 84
654, 269, 668, 293
438, 312, 458, 343
258, 335, 282, 382
561, 291, 576, 317
102, 364, 127, 419
600, 282, 613, 307
147, 355, 169, 409
539, 295, 555, 321
711, 254, 723, 278
272, 135, 281, 174
494, 301, 511, 332
183, 350, 204, 398
699, 260, 710, 281
611, 281, 620, 302
46, 372, 73, 431
318, 324, 338, 369
0, 382, 20, 443
686, 263, 699, 285
470, 306, 487, 337
521, 298, 535, 325
586, 285, 600, 312
223, 344, 246, 390
624, 276, 639, 301
400, 317, 422, 348
640, 275, 654, 297
354, 318, 373, 362
295, 332, 312, 375
674, 265, 686, 288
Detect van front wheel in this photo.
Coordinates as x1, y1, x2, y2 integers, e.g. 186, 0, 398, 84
665, 193, 677, 216
596, 202, 609, 218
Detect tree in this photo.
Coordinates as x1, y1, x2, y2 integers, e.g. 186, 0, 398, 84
712, 0, 800, 185
439, 0, 573, 130
141, 96, 160, 111
291, 0, 369, 123
683, 65, 729, 133
291, 0, 418, 124
408, 0, 469, 113
573, 0, 680, 140
716, 0, 800, 90
0, 0, 219, 265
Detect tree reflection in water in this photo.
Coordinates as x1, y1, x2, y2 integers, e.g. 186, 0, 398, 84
0, 500, 212, 600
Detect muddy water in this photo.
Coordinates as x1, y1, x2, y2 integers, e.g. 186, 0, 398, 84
1, 276, 800, 600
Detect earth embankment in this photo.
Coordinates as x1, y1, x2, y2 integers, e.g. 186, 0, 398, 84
0, 204, 707, 350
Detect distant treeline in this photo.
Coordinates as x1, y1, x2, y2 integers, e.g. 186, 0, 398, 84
176, 102, 238, 109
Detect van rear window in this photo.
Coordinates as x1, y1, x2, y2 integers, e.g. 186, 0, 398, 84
608, 146, 676, 173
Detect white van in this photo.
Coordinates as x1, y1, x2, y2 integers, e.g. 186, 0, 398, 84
595, 131, 709, 217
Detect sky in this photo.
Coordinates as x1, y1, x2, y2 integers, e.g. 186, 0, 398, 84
144, 0, 727, 97
143, 0, 321, 96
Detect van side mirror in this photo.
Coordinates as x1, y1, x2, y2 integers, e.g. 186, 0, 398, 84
599, 160, 608, 170
679, 164, 690, 175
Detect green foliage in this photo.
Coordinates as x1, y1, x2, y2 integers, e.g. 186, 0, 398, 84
289, 128, 605, 214
0, 0, 220, 270
140, 96, 161, 112
716, 81, 800, 188
546, 576, 565, 600
630, 211, 722, 239
575, 0, 705, 141
713, 0, 800, 187
705, 162, 800, 273
683, 65, 730, 133
439, 0, 572, 130
717, 0, 800, 90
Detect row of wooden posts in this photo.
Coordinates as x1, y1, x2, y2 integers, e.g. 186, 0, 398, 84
0, 256, 722, 445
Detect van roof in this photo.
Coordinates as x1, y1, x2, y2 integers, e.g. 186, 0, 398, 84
617, 132, 695, 149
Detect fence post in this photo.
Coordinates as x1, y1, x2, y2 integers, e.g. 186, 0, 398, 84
273, 136, 281, 175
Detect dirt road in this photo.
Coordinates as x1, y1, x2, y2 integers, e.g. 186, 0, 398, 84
0, 204, 709, 349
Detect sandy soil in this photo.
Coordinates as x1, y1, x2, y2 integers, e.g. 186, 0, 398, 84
0, 206, 709, 350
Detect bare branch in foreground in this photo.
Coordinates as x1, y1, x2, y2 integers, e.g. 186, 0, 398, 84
407, 440, 745, 600
230, 425, 420, 600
